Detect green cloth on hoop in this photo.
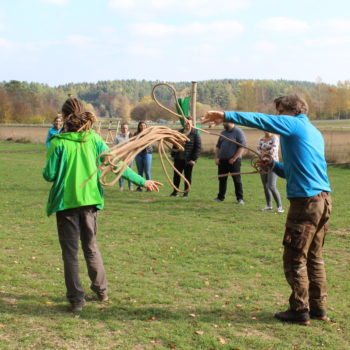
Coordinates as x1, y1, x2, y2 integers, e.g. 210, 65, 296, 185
176, 96, 200, 134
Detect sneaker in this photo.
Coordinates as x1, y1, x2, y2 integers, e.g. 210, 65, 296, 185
70, 299, 86, 312
261, 206, 273, 211
97, 293, 109, 302
274, 309, 310, 325
237, 199, 244, 205
128, 186, 133, 191
310, 309, 328, 320
170, 191, 178, 197
213, 198, 224, 202
135, 187, 143, 192
119, 187, 124, 192
277, 207, 284, 213
183, 192, 189, 198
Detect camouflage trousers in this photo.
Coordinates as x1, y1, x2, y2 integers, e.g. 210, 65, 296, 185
283, 192, 332, 312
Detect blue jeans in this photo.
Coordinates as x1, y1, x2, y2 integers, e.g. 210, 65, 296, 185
135, 153, 152, 180
118, 162, 133, 189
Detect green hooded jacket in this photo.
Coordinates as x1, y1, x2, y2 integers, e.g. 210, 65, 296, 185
43, 130, 146, 216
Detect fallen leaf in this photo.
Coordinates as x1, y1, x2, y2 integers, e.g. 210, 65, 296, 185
45, 301, 54, 306
195, 330, 204, 335
213, 324, 219, 328
235, 304, 243, 308
218, 336, 226, 345
204, 280, 210, 286
168, 344, 177, 349
147, 316, 157, 322
0, 325, 6, 328
31, 256, 36, 260
189, 313, 196, 318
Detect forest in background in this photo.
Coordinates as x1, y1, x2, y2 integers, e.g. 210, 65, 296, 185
0, 79, 350, 124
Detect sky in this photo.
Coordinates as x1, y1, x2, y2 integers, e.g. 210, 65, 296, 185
0, 0, 350, 86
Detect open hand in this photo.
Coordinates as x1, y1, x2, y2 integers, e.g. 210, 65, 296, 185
201, 111, 225, 128
144, 180, 163, 192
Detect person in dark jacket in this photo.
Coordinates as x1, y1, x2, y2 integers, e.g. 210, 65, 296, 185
170, 119, 201, 198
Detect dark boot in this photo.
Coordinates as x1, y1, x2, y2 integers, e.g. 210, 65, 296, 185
310, 308, 328, 320
274, 309, 310, 325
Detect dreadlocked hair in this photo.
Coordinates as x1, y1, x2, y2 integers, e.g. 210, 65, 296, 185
61, 98, 97, 132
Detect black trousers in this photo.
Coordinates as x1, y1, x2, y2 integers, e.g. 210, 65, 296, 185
217, 159, 243, 201
173, 159, 193, 191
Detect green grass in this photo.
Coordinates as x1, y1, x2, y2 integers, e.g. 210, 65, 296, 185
0, 141, 349, 350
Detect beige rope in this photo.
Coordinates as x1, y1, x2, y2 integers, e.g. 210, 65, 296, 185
152, 82, 271, 177
81, 126, 192, 193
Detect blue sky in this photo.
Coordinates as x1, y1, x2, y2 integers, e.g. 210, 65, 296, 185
0, 0, 349, 86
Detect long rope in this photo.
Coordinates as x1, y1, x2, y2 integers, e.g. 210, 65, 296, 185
151, 82, 271, 177
81, 126, 191, 193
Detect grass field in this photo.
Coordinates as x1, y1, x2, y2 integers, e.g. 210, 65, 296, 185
0, 141, 349, 350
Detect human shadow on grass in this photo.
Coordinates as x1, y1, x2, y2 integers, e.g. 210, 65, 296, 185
1, 292, 277, 325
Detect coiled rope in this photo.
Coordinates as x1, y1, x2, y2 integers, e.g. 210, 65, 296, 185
151, 82, 271, 178
82, 125, 191, 193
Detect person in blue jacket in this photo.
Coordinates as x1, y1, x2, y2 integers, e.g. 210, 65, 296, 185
46, 115, 63, 148
201, 94, 332, 325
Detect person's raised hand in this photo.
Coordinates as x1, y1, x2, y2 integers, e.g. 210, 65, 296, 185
201, 111, 225, 128
144, 180, 163, 192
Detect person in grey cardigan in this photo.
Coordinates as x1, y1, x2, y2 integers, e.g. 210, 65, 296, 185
115, 122, 133, 191
257, 132, 284, 213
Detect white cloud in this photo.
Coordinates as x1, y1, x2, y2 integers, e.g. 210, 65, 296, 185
41, 0, 68, 5
324, 19, 350, 33
257, 17, 309, 33
126, 44, 164, 58
108, 0, 251, 17
255, 40, 278, 52
65, 35, 95, 49
130, 21, 243, 40
304, 36, 350, 49
131, 22, 176, 38
0, 37, 17, 50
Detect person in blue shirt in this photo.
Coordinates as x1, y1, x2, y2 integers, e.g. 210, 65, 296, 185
201, 94, 332, 325
46, 115, 63, 148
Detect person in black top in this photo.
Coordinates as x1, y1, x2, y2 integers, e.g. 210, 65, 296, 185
170, 119, 201, 198
214, 122, 246, 204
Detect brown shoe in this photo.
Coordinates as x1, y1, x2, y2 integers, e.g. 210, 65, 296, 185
97, 293, 109, 302
274, 309, 310, 325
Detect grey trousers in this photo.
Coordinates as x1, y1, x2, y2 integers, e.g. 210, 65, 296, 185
260, 172, 282, 208
56, 206, 107, 305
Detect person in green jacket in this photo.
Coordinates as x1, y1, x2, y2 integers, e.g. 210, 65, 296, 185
43, 97, 162, 312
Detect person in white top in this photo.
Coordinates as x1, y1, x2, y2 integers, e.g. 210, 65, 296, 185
257, 132, 284, 213
115, 123, 133, 191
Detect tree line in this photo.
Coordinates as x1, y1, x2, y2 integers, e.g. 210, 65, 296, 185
0, 79, 349, 124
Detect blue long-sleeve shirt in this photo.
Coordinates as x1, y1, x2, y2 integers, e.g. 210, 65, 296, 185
46, 125, 63, 148
224, 111, 331, 198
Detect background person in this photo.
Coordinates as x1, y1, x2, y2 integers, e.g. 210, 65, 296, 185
43, 98, 162, 312
115, 122, 133, 191
46, 114, 63, 148
134, 121, 153, 192
214, 121, 246, 204
257, 132, 284, 213
170, 119, 202, 198
201, 94, 332, 325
